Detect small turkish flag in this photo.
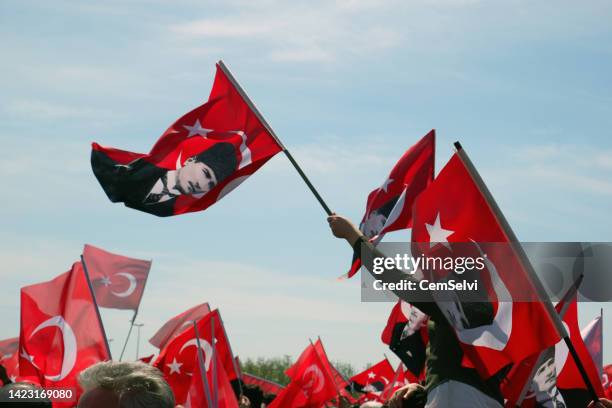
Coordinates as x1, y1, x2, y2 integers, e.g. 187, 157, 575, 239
91, 62, 283, 217
149, 302, 211, 349
82, 244, 151, 311
345, 130, 435, 278
349, 358, 395, 395
153, 309, 237, 405
277, 340, 338, 408
0, 337, 19, 384
411, 152, 560, 377
380, 364, 410, 402
19, 262, 110, 405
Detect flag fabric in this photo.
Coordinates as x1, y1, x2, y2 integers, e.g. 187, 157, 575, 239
82, 244, 151, 311
602, 365, 612, 399
243, 373, 285, 395
0, 337, 19, 384
312, 339, 355, 403
381, 300, 428, 379
139, 354, 155, 364
274, 341, 338, 407
345, 130, 435, 278
349, 358, 395, 395
581, 311, 603, 375
19, 262, 110, 405
184, 350, 239, 408
380, 364, 409, 402
411, 152, 561, 377
503, 297, 604, 407
149, 302, 211, 349
153, 309, 237, 405
91, 62, 283, 217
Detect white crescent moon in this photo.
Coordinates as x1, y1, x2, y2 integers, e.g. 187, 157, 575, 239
30, 316, 77, 382
452, 241, 513, 351
554, 322, 570, 375
303, 365, 324, 394
380, 376, 390, 385
180, 338, 213, 371
111, 272, 137, 298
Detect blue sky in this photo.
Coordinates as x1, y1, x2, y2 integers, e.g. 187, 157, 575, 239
1, 0, 611, 370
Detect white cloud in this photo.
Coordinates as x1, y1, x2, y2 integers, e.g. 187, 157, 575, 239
3, 99, 115, 120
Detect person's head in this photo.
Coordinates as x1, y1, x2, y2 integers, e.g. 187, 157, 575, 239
242, 384, 263, 408
174, 143, 237, 195
77, 361, 174, 408
0, 382, 52, 407
532, 354, 557, 394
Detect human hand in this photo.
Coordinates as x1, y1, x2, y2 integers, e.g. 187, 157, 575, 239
327, 213, 362, 246
387, 383, 425, 408
588, 398, 612, 408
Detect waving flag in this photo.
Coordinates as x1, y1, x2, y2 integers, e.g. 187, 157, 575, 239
380, 363, 410, 402
82, 244, 151, 311
349, 358, 395, 395
153, 309, 237, 404
581, 310, 603, 376
0, 337, 19, 384
602, 365, 612, 399
381, 300, 428, 380
150, 302, 211, 349
243, 373, 285, 395
19, 262, 110, 405
411, 151, 561, 377
274, 341, 338, 408
345, 130, 435, 278
91, 62, 283, 217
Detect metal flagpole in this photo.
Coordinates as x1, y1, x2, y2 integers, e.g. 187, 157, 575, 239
134, 323, 144, 360
454, 142, 599, 403
193, 321, 214, 408
119, 311, 137, 361
80, 254, 112, 360
217, 60, 333, 216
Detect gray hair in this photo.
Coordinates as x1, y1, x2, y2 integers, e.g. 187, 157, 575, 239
78, 361, 174, 408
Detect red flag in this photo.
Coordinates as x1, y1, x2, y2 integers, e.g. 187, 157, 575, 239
0, 337, 19, 384
139, 354, 155, 364
243, 373, 285, 395
19, 262, 110, 405
91, 63, 283, 217
149, 302, 211, 349
411, 152, 560, 377
602, 364, 612, 399
82, 244, 151, 311
380, 364, 409, 402
345, 130, 435, 278
381, 300, 428, 379
581, 311, 603, 375
312, 339, 355, 404
153, 309, 237, 405
185, 351, 239, 408
274, 342, 338, 407
349, 358, 395, 395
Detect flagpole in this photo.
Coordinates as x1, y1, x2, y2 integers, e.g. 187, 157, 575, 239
118, 258, 152, 361
454, 142, 599, 403
193, 320, 214, 408
217, 60, 332, 216
80, 254, 112, 360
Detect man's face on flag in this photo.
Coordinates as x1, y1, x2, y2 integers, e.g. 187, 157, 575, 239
175, 157, 217, 195
533, 356, 557, 393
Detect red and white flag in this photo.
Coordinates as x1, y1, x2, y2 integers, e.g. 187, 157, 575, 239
345, 130, 435, 278
0, 337, 19, 384
602, 364, 612, 400
185, 350, 239, 408
581, 311, 603, 375
82, 244, 151, 311
380, 363, 410, 402
91, 62, 283, 217
272, 341, 338, 407
411, 152, 561, 377
19, 262, 111, 405
153, 309, 237, 405
381, 300, 428, 380
149, 302, 211, 349
349, 358, 395, 395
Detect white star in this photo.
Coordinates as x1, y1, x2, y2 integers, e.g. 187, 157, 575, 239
425, 213, 454, 249
183, 120, 212, 137
9, 375, 16, 382
367, 371, 376, 379
167, 358, 183, 374
101, 276, 112, 287
380, 178, 393, 193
